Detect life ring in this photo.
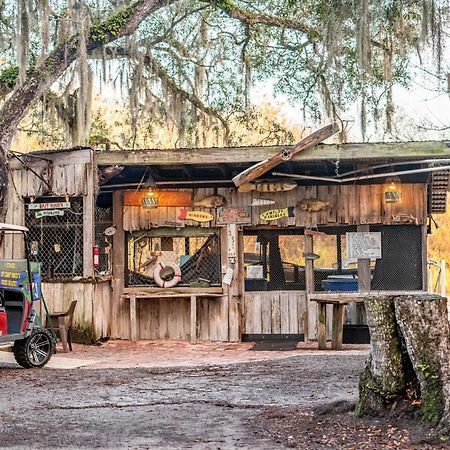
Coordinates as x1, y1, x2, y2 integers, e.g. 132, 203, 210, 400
153, 262, 182, 288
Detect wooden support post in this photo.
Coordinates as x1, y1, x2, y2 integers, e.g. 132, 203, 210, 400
190, 295, 197, 344
441, 259, 446, 297
357, 225, 371, 292
83, 151, 95, 278
317, 302, 327, 350
331, 304, 345, 350
130, 294, 137, 342
111, 191, 125, 338
356, 225, 370, 326
305, 234, 315, 341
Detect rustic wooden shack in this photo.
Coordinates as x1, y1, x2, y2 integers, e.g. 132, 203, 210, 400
3, 141, 450, 343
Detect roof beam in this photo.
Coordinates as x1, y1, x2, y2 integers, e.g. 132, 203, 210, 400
94, 141, 450, 167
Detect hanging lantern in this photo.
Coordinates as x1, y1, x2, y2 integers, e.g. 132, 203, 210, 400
384, 176, 402, 203
141, 187, 159, 209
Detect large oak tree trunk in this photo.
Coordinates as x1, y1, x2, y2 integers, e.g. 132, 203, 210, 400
358, 294, 450, 441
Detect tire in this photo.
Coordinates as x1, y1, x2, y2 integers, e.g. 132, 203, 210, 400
13, 328, 55, 369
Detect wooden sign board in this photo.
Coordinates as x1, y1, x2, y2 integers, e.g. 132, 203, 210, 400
28, 202, 70, 210
346, 232, 382, 259
178, 209, 213, 223
35, 210, 65, 219
124, 191, 192, 207
216, 207, 251, 225
260, 207, 294, 222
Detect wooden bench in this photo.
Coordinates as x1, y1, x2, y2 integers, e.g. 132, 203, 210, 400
308, 293, 365, 351
309, 291, 427, 350
121, 291, 224, 344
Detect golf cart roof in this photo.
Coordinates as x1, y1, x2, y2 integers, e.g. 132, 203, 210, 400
0, 223, 28, 232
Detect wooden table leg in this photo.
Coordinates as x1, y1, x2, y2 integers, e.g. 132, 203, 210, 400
331, 304, 345, 350
190, 295, 197, 344
317, 303, 327, 350
130, 294, 137, 342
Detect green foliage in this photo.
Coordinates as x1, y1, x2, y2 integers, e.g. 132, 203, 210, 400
0, 65, 19, 89
90, 4, 137, 43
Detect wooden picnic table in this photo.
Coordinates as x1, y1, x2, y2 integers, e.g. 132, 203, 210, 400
121, 290, 224, 344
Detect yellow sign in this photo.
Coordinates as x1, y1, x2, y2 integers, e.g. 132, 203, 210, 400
260, 207, 294, 222
178, 209, 213, 223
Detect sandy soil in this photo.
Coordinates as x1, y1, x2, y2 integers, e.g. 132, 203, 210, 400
0, 347, 366, 449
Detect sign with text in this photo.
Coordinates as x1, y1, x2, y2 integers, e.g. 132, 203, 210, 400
124, 191, 192, 207
346, 232, 382, 259
216, 207, 251, 225
35, 209, 65, 219
28, 202, 70, 210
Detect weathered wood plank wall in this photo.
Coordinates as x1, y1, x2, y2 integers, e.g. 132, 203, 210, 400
40, 281, 112, 341
123, 184, 426, 231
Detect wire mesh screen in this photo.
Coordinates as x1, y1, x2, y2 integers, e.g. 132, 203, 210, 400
244, 232, 305, 291
127, 229, 221, 287
370, 225, 423, 290
94, 206, 113, 275
25, 198, 84, 280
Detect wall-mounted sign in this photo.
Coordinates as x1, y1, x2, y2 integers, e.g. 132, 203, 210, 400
346, 232, 382, 259
124, 191, 192, 207
35, 210, 65, 219
28, 202, 70, 210
260, 207, 294, 222
216, 207, 251, 225
178, 209, 213, 223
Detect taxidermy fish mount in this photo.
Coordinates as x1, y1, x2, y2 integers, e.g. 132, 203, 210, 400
298, 199, 332, 213
193, 195, 226, 208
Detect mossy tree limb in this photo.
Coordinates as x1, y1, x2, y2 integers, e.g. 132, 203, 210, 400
0, 0, 177, 221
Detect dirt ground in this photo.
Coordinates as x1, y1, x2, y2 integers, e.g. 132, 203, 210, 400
0, 341, 445, 449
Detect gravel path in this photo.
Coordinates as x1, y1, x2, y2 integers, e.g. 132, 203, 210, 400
0, 354, 366, 449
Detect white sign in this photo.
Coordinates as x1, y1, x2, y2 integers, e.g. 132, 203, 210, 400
28, 202, 71, 210
35, 209, 65, 219
247, 265, 263, 279
346, 232, 382, 259
222, 266, 234, 286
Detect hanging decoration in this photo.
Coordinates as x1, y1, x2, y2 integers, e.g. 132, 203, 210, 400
238, 182, 297, 193
298, 199, 332, 212
260, 207, 295, 221
193, 195, 226, 208
178, 209, 213, 223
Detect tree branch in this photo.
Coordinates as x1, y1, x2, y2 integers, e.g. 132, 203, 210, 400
0, 0, 177, 147
109, 47, 231, 143
205, 0, 317, 37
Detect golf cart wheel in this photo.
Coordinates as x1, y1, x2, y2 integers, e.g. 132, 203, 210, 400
13, 328, 55, 369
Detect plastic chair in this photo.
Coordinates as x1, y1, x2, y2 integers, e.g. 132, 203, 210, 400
48, 301, 77, 353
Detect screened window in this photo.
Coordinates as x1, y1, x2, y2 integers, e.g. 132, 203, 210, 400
127, 228, 221, 287
25, 197, 84, 280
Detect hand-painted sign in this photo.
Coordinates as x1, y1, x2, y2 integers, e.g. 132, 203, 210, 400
35, 210, 65, 219
124, 191, 192, 207
216, 207, 251, 225
0, 260, 41, 301
178, 209, 213, 223
260, 207, 295, 222
28, 202, 70, 210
